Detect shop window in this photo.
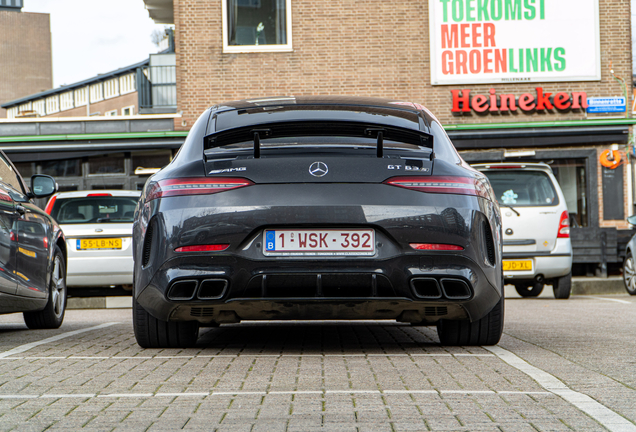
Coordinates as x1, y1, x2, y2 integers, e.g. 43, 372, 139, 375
132, 151, 171, 175
91, 184, 124, 190
13, 162, 34, 179
223, 0, 292, 52
89, 154, 125, 175
550, 159, 588, 227
0, 154, 24, 193
57, 185, 79, 192
41, 159, 81, 177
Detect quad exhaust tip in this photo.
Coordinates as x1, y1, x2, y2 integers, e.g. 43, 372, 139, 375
411, 277, 472, 300
167, 278, 229, 301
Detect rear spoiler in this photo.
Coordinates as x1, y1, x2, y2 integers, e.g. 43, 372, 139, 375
204, 120, 434, 159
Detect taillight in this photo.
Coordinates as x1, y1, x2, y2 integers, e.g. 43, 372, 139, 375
146, 177, 253, 202
557, 211, 570, 238
44, 195, 56, 215
175, 244, 230, 252
385, 176, 491, 200
43, 236, 48, 249
410, 243, 464, 251
87, 193, 112, 197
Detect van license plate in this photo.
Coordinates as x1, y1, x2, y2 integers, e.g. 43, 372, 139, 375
77, 238, 122, 250
264, 229, 375, 256
503, 260, 533, 271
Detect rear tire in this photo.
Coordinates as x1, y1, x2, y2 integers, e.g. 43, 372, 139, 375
623, 252, 636, 295
436, 296, 504, 346
553, 272, 572, 299
133, 296, 199, 348
514, 282, 543, 297
23, 246, 67, 329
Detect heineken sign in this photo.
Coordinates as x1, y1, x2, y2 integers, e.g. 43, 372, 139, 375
429, 0, 601, 85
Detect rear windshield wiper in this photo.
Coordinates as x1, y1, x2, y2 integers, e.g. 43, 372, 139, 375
500, 204, 520, 216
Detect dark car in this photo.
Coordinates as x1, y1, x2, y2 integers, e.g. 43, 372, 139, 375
0, 151, 66, 329
132, 96, 503, 348
622, 215, 636, 295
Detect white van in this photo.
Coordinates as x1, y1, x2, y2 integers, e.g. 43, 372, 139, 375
473, 163, 573, 299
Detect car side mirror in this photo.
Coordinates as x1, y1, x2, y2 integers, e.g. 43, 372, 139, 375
627, 215, 636, 226
29, 175, 57, 199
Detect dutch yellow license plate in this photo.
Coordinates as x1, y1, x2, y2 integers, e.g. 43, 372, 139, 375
503, 260, 533, 271
78, 238, 122, 250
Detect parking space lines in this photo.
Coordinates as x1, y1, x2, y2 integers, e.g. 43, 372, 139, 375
577, 295, 634, 304
0, 389, 553, 399
0, 322, 118, 359
0, 352, 495, 360
486, 345, 636, 432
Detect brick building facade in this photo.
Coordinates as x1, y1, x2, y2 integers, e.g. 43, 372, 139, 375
0, 8, 52, 118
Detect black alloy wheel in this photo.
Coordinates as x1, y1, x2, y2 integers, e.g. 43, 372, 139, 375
24, 246, 67, 329
436, 296, 504, 346
133, 296, 200, 348
623, 252, 636, 295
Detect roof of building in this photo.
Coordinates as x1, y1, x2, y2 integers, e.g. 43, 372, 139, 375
1, 58, 149, 109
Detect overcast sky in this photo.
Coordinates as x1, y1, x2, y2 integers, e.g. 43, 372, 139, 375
23, 0, 168, 88
20, 0, 636, 88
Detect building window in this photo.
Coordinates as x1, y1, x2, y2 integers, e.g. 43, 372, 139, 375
89, 153, 125, 175
6, 107, 17, 119
105, 110, 118, 116
551, 159, 589, 227
104, 78, 119, 99
45, 95, 60, 114
18, 102, 32, 115
33, 100, 45, 116
60, 92, 74, 111
75, 87, 88, 107
41, 159, 81, 177
120, 73, 136, 94
122, 105, 135, 116
223, 0, 292, 53
90, 83, 103, 103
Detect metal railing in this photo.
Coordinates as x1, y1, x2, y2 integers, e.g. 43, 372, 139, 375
137, 66, 176, 109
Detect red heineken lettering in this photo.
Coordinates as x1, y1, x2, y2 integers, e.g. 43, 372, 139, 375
451, 87, 588, 113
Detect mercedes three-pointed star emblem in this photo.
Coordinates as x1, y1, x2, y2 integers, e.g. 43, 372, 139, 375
309, 161, 329, 177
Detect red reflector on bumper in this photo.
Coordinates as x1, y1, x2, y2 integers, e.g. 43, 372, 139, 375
410, 243, 464, 251
175, 244, 230, 252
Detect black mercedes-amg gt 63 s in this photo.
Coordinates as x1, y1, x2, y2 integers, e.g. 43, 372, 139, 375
132, 96, 503, 348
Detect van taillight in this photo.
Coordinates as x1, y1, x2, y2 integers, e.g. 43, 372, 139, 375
557, 211, 570, 238
145, 178, 253, 202
384, 176, 491, 200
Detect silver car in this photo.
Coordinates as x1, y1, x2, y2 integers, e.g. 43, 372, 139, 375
473, 163, 573, 299
45, 190, 140, 288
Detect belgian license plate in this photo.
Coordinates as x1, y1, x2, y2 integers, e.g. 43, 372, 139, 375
503, 260, 533, 271
264, 229, 375, 256
77, 238, 122, 250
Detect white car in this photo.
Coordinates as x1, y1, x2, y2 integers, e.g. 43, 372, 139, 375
44, 190, 141, 288
473, 163, 573, 299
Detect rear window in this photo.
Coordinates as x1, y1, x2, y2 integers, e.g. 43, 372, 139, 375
482, 170, 559, 207
50, 196, 139, 224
